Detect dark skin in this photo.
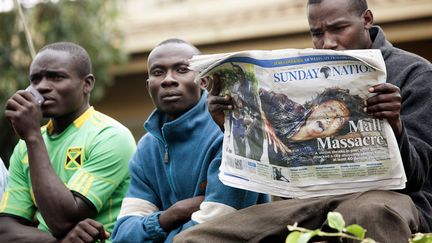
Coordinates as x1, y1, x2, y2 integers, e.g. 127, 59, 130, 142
0, 217, 108, 243
158, 196, 205, 231
146, 42, 205, 231
208, 0, 403, 141
60, 219, 109, 243
2, 49, 107, 242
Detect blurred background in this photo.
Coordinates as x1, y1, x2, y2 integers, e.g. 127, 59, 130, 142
1, 0, 432, 166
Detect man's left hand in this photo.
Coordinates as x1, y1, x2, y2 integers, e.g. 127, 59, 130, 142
365, 83, 402, 137
60, 219, 109, 243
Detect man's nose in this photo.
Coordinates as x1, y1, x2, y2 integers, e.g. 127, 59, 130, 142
35, 77, 52, 93
160, 71, 179, 88
322, 33, 338, 50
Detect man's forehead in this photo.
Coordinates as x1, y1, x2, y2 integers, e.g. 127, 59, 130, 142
308, 0, 354, 20
149, 43, 197, 62
30, 49, 73, 72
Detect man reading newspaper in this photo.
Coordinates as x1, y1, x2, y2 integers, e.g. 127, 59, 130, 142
174, 0, 432, 242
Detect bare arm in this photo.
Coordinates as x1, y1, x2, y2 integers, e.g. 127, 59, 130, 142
0, 216, 108, 243
5, 91, 96, 238
159, 196, 204, 231
0, 216, 58, 243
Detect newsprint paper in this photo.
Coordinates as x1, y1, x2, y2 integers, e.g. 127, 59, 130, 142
191, 49, 406, 199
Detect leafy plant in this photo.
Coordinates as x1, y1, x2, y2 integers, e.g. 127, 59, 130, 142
286, 212, 432, 243
286, 212, 376, 243
411, 233, 432, 243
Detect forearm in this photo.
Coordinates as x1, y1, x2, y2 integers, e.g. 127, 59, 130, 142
25, 135, 88, 236
159, 196, 204, 231
159, 209, 192, 232
0, 217, 58, 243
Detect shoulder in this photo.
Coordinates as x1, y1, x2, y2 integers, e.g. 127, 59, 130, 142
386, 47, 431, 72
385, 47, 431, 86
88, 110, 135, 141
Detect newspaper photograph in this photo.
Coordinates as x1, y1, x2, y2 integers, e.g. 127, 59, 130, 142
191, 49, 405, 198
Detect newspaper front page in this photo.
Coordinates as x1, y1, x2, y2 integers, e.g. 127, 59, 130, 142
191, 49, 406, 198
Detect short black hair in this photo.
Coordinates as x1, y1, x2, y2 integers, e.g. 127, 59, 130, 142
307, 0, 368, 16
156, 38, 201, 55
39, 42, 92, 78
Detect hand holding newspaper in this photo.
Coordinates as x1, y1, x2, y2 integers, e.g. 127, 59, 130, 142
191, 48, 405, 199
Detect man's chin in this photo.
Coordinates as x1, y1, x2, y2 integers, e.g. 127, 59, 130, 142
42, 110, 56, 118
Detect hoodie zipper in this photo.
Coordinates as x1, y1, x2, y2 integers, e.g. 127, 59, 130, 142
163, 145, 169, 163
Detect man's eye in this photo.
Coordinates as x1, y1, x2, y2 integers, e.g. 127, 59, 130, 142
30, 76, 41, 84
53, 75, 63, 80
331, 26, 346, 33
177, 67, 190, 73
311, 31, 323, 37
151, 70, 164, 76
47, 73, 64, 81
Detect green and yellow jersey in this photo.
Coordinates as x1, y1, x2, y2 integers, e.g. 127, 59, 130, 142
0, 107, 136, 236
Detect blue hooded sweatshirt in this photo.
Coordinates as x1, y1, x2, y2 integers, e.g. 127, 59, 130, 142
112, 91, 268, 242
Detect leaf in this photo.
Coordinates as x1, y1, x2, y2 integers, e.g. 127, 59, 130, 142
345, 224, 366, 239
411, 233, 425, 242
286, 232, 302, 243
327, 212, 345, 232
410, 233, 432, 243
298, 232, 316, 243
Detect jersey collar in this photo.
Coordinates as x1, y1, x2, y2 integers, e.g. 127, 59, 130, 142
46, 106, 95, 135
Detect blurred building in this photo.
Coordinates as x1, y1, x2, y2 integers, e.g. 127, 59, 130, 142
94, 0, 432, 140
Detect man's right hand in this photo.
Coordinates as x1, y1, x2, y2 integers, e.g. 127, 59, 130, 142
159, 196, 205, 231
207, 75, 233, 131
4, 90, 43, 140
60, 219, 109, 243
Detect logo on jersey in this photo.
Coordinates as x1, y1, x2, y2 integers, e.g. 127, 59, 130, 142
65, 147, 83, 170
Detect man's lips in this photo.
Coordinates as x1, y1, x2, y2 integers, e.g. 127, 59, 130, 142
161, 93, 181, 101
41, 97, 55, 106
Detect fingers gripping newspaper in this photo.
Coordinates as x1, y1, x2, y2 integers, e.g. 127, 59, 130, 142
191, 49, 406, 199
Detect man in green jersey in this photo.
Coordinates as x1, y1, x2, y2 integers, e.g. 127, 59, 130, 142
0, 42, 136, 242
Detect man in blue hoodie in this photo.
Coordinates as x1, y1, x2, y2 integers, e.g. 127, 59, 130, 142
111, 38, 268, 243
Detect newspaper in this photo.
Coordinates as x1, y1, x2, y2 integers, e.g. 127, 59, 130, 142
191, 48, 406, 198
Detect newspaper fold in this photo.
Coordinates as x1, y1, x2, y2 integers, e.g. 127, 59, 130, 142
190, 48, 405, 198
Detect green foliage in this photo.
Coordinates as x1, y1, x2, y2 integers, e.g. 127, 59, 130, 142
411, 233, 432, 243
328, 211, 346, 232
286, 212, 375, 243
0, 0, 126, 163
286, 212, 432, 243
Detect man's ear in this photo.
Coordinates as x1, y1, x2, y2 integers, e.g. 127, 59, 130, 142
363, 9, 374, 29
199, 76, 209, 90
83, 74, 95, 95
146, 78, 152, 97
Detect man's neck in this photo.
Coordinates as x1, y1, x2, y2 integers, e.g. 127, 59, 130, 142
50, 104, 90, 135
